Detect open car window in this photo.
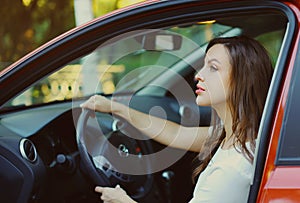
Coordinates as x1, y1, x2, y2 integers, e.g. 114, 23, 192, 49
6, 12, 286, 108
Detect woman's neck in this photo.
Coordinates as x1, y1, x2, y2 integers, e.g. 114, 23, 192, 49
214, 105, 234, 149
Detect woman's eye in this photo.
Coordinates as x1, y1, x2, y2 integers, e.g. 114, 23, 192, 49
209, 65, 218, 71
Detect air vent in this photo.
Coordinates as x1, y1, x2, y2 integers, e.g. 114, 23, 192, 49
19, 138, 37, 163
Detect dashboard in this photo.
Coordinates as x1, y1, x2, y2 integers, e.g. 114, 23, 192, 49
0, 95, 211, 203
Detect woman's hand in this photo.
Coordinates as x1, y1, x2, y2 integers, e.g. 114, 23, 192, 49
95, 185, 137, 203
80, 95, 115, 113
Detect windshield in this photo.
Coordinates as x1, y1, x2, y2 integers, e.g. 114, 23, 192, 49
3, 10, 287, 110
4, 22, 235, 108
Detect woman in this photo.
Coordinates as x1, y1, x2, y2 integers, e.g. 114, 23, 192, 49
80, 36, 274, 203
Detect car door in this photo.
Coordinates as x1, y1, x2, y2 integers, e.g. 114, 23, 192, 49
255, 1, 300, 201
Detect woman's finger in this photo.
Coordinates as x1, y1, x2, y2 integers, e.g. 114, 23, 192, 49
95, 186, 104, 193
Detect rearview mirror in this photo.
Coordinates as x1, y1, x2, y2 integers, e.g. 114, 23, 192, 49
142, 32, 182, 51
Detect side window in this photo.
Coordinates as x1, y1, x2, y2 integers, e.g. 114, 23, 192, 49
256, 30, 285, 67
277, 47, 300, 165
8, 23, 237, 107
7, 11, 287, 109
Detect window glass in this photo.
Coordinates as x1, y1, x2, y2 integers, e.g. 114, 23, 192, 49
255, 30, 285, 67
8, 22, 234, 107
6, 12, 287, 108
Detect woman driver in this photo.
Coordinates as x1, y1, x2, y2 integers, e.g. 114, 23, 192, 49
81, 36, 274, 203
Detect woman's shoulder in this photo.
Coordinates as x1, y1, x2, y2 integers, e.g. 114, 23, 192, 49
212, 146, 253, 177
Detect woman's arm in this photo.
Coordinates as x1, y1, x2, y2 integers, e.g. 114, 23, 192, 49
81, 95, 209, 152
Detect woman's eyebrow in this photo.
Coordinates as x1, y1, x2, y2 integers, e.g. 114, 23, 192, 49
208, 58, 221, 65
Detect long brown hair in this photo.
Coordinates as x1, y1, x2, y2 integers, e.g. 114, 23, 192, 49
192, 36, 274, 181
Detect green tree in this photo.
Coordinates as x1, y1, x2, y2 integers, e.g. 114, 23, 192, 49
92, 0, 145, 16
0, 0, 75, 70
0, 0, 146, 71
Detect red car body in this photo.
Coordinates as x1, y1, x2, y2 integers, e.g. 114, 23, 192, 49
255, 1, 300, 202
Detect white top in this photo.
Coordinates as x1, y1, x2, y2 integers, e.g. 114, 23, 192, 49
189, 146, 253, 203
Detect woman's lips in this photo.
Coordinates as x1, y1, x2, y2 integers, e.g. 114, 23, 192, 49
195, 84, 205, 94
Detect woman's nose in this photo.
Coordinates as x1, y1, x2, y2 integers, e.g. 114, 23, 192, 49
195, 72, 204, 82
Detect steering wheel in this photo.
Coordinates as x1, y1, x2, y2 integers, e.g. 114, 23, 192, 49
76, 108, 154, 199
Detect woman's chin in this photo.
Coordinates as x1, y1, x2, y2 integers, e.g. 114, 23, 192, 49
195, 96, 210, 107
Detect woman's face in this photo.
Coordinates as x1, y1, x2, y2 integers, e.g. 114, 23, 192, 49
195, 44, 232, 108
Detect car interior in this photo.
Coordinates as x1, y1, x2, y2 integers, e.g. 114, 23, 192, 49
0, 8, 289, 203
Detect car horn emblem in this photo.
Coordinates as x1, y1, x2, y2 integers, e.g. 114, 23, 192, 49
118, 144, 129, 157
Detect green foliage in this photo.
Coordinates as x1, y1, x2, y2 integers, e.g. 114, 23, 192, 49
0, 0, 75, 70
